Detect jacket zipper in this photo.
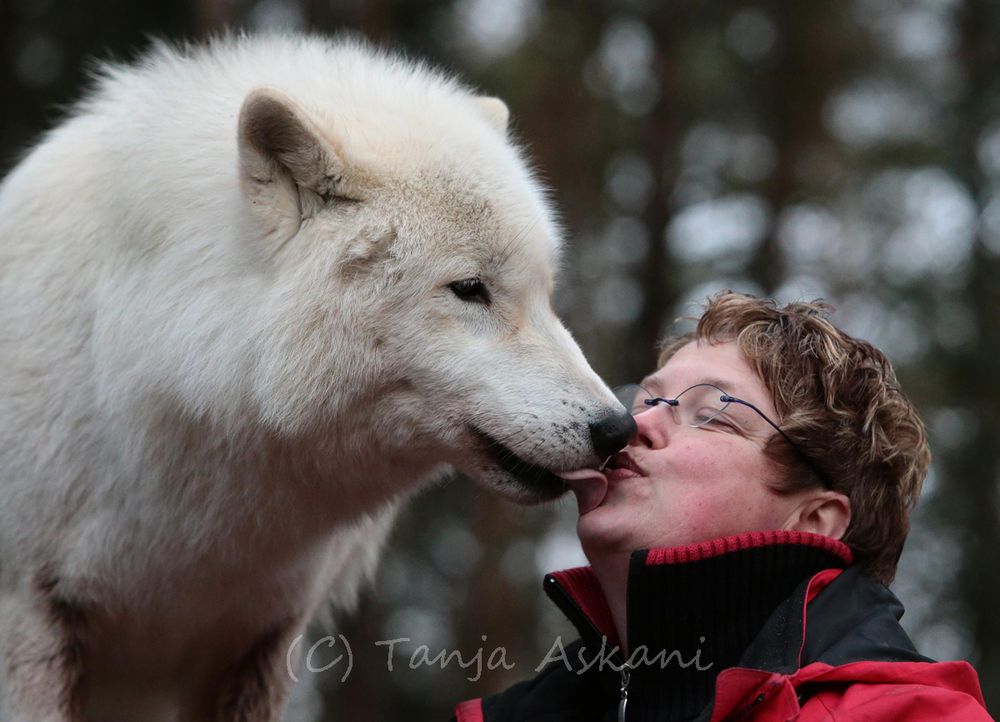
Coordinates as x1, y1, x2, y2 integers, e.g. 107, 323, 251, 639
544, 577, 632, 721
618, 668, 631, 722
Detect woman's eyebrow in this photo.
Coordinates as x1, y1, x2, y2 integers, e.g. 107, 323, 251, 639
639, 375, 666, 396
641, 375, 741, 397
699, 377, 740, 394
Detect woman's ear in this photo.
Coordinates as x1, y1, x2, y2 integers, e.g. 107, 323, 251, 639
783, 490, 851, 540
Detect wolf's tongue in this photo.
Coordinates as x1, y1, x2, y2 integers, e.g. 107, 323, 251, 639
556, 468, 609, 515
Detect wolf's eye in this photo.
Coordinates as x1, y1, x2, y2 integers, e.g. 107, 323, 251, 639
448, 278, 492, 306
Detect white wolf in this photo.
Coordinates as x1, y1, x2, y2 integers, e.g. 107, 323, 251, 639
0, 34, 634, 722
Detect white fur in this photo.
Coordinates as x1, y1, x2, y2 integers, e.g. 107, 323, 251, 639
0, 34, 622, 721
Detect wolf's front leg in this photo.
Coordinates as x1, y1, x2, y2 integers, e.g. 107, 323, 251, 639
211, 619, 302, 722
0, 583, 87, 722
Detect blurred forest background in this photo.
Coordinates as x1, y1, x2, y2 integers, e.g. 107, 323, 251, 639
2, 0, 998, 719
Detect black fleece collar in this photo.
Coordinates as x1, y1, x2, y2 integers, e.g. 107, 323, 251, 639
544, 531, 853, 722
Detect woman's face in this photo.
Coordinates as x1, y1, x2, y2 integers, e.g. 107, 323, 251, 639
577, 340, 814, 556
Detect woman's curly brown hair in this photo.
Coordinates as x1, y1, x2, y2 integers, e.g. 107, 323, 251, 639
657, 291, 930, 584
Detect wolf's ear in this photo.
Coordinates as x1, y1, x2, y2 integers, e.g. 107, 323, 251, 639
474, 96, 510, 134
238, 87, 352, 233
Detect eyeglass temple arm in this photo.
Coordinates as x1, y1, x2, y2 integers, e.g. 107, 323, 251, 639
719, 395, 796, 445
720, 394, 832, 489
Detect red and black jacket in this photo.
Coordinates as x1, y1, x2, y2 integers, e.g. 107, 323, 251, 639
454, 531, 990, 722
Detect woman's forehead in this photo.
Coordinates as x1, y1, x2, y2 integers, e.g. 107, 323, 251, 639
645, 340, 767, 399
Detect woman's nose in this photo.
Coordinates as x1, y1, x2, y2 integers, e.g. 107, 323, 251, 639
631, 406, 670, 449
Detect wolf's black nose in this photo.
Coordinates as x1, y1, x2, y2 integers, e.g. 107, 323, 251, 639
589, 411, 637, 459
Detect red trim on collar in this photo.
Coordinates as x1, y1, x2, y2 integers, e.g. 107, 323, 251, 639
644, 530, 853, 566
547, 532, 851, 647
454, 698, 484, 722
795, 567, 845, 667
546, 566, 620, 645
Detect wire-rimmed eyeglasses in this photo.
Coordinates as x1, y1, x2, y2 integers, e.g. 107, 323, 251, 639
614, 383, 832, 489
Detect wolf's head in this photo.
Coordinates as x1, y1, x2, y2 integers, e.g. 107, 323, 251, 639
236, 56, 633, 504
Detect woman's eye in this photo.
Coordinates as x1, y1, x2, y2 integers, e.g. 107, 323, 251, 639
705, 416, 737, 431
692, 409, 717, 425
448, 278, 492, 305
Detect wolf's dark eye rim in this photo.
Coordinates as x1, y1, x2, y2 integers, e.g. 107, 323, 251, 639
448, 278, 492, 305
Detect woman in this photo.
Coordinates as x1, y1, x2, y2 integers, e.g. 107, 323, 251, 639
454, 292, 991, 722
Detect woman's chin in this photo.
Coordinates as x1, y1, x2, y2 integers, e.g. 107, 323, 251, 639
576, 507, 637, 556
